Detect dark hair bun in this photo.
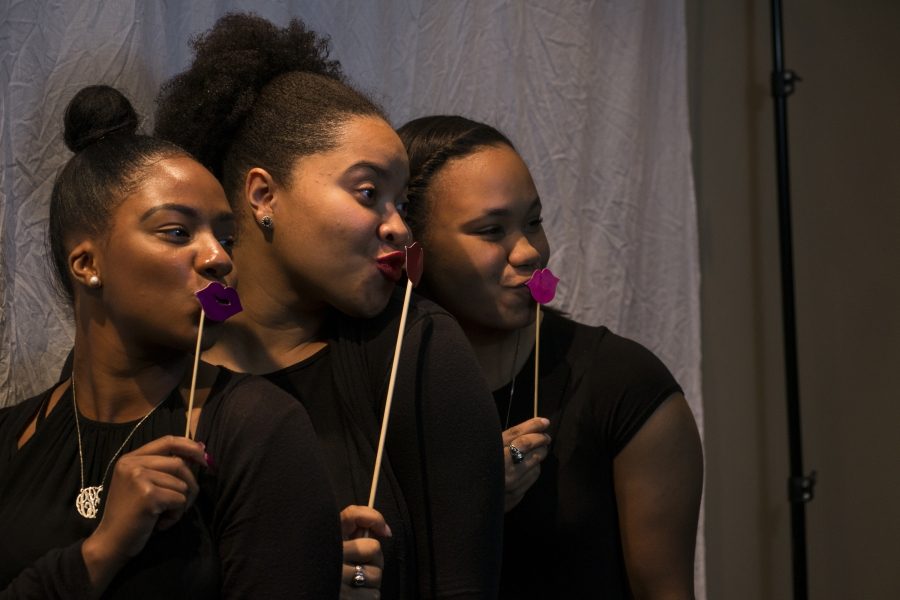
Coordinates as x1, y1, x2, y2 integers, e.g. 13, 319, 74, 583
63, 85, 139, 153
156, 12, 344, 177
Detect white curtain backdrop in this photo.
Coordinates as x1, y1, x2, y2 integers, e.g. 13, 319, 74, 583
0, 1, 703, 594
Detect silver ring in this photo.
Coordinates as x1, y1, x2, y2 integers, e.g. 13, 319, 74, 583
352, 564, 366, 587
509, 443, 526, 464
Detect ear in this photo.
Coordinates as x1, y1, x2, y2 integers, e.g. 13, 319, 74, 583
68, 240, 102, 289
245, 167, 278, 224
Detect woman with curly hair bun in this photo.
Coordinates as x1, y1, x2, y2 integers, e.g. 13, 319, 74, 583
0, 85, 341, 599
156, 13, 504, 599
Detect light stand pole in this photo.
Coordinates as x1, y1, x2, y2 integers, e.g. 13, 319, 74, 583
769, 1, 816, 598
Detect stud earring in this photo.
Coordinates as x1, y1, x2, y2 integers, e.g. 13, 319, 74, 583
260, 215, 273, 229
88, 275, 101, 288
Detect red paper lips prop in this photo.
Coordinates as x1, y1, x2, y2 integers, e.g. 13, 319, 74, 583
405, 242, 424, 287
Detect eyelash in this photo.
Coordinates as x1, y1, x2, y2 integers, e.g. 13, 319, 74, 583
475, 225, 504, 237
219, 236, 236, 253
359, 187, 377, 204
161, 227, 191, 242
358, 186, 411, 220
475, 217, 543, 238
526, 216, 544, 231
160, 227, 235, 252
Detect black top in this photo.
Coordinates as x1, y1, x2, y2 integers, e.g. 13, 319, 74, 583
0, 369, 342, 599
266, 291, 505, 599
494, 312, 682, 599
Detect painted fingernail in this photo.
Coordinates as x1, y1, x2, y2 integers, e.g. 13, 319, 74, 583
203, 452, 215, 468
385, 523, 393, 537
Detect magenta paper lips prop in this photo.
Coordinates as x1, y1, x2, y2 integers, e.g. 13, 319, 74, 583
525, 268, 560, 304
405, 242, 424, 287
195, 282, 243, 322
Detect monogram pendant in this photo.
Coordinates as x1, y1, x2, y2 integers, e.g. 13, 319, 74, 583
75, 485, 103, 519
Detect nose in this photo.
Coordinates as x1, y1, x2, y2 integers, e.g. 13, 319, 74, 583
379, 204, 412, 248
509, 233, 543, 271
196, 235, 234, 281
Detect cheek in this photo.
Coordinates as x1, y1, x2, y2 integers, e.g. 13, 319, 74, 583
123, 261, 192, 310
426, 244, 502, 303
290, 200, 373, 261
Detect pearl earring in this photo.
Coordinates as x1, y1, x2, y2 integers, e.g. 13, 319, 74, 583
88, 275, 101, 288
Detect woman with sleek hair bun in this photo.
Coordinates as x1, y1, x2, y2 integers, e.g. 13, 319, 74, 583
398, 115, 704, 599
156, 13, 504, 599
0, 85, 341, 599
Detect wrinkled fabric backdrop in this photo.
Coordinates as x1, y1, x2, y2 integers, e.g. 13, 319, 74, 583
0, 0, 704, 594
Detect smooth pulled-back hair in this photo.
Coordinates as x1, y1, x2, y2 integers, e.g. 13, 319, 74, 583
155, 13, 384, 208
397, 115, 515, 236
50, 85, 188, 302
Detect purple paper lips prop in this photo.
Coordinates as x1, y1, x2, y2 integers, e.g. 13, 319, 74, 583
195, 282, 243, 322
525, 268, 560, 304
405, 242, 424, 287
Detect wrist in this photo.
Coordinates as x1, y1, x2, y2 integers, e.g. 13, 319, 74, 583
81, 531, 128, 595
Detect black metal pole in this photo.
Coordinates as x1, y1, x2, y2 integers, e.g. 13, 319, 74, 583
769, 1, 815, 599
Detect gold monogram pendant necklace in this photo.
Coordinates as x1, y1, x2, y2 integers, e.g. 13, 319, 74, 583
72, 378, 165, 519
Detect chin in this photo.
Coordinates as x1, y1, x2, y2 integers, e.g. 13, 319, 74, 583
494, 303, 535, 330
461, 310, 529, 335
199, 324, 224, 350
333, 291, 391, 319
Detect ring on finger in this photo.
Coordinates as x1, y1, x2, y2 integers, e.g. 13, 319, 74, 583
352, 564, 366, 587
509, 443, 526, 464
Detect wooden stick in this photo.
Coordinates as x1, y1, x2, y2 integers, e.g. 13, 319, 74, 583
367, 279, 414, 508
534, 303, 541, 418
184, 309, 205, 439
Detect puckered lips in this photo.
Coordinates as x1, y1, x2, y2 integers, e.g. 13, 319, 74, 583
376, 251, 405, 283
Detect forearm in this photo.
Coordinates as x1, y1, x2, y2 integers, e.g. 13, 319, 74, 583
1, 541, 94, 600
80, 533, 128, 598
397, 316, 505, 597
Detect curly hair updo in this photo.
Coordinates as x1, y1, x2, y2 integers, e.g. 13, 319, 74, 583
155, 13, 385, 208
50, 85, 189, 302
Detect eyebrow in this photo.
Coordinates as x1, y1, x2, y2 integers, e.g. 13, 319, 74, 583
139, 203, 234, 223
478, 196, 543, 217
346, 161, 410, 188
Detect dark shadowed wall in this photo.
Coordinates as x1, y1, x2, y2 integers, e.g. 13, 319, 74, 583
688, 0, 900, 597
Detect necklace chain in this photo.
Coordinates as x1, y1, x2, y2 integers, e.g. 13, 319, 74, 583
72, 377, 165, 519
503, 329, 522, 430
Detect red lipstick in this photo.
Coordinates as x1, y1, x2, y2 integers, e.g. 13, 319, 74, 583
376, 251, 404, 283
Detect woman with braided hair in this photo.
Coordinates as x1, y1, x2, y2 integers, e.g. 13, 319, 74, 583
397, 115, 704, 599
156, 14, 504, 599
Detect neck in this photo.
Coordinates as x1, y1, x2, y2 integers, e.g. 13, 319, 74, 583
463, 321, 536, 391
203, 237, 328, 374
70, 325, 188, 423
